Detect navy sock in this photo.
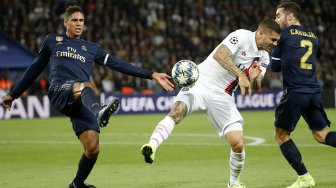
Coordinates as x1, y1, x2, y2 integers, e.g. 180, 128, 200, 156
73, 154, 97, 185
279, 139, 308, 175
81, 87, 100, 117
325, 131, 336, 147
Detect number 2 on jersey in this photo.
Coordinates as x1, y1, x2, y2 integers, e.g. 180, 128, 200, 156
300, 40, 313, 70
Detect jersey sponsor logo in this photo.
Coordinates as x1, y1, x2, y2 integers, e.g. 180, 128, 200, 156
56, 46, 86, 62
241, 51, 246, 56
229, 37, 238, 45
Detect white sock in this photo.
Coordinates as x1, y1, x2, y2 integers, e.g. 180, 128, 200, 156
229, 149, 245, 185
148, 116, 175, 151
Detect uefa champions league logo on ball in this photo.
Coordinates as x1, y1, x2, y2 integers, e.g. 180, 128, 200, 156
171, 60, 199, 87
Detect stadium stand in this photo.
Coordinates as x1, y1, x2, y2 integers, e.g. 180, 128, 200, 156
0, 0, 335, 95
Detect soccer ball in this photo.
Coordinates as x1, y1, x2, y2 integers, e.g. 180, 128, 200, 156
171, 60, 199, 87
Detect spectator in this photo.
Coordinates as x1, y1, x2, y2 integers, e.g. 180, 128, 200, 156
0, 0, 334, 93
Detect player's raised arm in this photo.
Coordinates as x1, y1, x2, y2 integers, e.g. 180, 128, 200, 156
8, 35, 51, 100
95, 54, 174, 91
270, 45, 282, 72
213, 44, 251, 96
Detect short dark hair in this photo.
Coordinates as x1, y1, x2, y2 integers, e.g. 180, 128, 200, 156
277, 2, 301, 21
258, 18, 281, 34
64, 5, 83, 21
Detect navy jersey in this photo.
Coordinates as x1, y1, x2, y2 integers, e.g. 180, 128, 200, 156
45, 33, 107, 84
10, 34, 152, 98
271, 25, 321, 93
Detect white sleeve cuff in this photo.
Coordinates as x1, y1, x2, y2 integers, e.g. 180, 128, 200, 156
103, 54, 109, 65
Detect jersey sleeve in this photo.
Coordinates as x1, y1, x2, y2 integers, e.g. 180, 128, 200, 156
260, 53, 270, 76
222, 30, 247, 55
270, 46, 281, 72
93, 43, 108, 63
316, 42, 322, 58
270, 31, 286, 72
94, 45, 152, 79
10, 34, 52, 99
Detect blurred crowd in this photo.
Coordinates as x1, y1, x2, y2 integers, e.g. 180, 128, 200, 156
0, 0, 335, 96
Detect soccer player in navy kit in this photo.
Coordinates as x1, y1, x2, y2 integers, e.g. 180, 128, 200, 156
271, 2, 336, 188
2, 5, 174, 188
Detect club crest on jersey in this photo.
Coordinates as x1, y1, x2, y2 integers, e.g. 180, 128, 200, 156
81, 45, 87, 51
56, 36, 63, 45
241, 51, 246, 56
229, 37, 238, 45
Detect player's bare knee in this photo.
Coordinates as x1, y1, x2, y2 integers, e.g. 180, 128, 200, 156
313, 132, 326, 144
231, 142, 244, 153
312, 128, 329, 144
85, 143, 100, 158
274, 128, 290, 144
168, 101, 187, 124
72, 82, 94, 101
274, 134, 282, 144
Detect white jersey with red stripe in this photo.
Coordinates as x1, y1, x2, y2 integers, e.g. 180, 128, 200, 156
197, 29, 270, 95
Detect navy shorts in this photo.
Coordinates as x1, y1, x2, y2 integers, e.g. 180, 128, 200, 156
48, 80, 100, 136
274, 92, 331, 132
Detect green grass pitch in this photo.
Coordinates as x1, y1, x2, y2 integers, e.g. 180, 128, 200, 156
0, 109, 335, 188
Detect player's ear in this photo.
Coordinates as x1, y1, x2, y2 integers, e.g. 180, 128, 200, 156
258, 29, 264, 36
287, 13, 294, 22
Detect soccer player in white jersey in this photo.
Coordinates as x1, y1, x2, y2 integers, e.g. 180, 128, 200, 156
141, 18, 280, 188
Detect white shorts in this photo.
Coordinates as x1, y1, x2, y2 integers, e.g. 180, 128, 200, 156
175, 82, 243, 138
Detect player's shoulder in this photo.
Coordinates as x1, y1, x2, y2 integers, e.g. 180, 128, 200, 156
81, 39, 101, 48
225, 29, 253, 44
231, 29, 253, 38
39, 33, 61, 46
237, 29, 254, 40
281, 25, 316, 38
234, 29, 252, 34
44, 33, 63, 39
43, 33, 66, 43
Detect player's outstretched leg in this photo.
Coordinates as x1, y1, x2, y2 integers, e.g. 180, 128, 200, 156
141, 116, 175, 164
286, 173, 315, 188
69, 181, 96, 188
97, 98, 120, 127
141, 144, 155, 164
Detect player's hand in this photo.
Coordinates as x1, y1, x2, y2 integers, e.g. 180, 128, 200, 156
152, 72, 175, 92
2, 95, 14, 110
248, 63, 262, 81
238, 73, 252, 96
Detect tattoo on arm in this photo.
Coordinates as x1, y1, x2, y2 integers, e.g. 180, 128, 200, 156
168, 101, 188, 124
213, 44, 244, 76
